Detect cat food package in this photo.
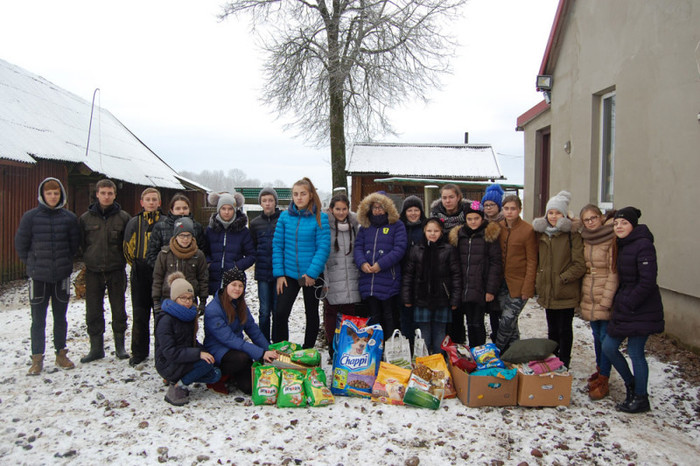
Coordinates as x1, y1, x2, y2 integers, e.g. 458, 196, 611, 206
470, 343, 506, 370
402, 368, 444, 410
269, 341, 302, 353
331, 320, 384, 398
277, 369, 307, 408
304, 367, 335, 407
251, 362, 281, 406
291, 349, 321, 367
415, 353, 456, 399
371, 362, 411, 405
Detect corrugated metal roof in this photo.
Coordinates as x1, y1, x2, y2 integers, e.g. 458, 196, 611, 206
0, 58, 185, 189
346, 142, 504, 180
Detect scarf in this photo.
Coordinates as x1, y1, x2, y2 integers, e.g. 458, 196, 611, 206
369, 213, 388, 227
161, 299, 198, 322
169, 236, 198, 259
544, 224, 559, 237
581, 222, 615, 245
421, 237, 443, 300
336, 221, 350, 232
216, 213, 235, 229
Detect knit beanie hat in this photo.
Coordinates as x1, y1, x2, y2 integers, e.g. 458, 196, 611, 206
465, 200, 485, 218
614, 206, 642, 228
216, 193, 236, 212
545, 190, 572, 216
481, 184, 505, 209
208, 191, 245, 211
258, 187, 279, 205
401, 195, 424, 215
173, 217, 195, 236
221, 268, 246, 290
168, 272, 194, 301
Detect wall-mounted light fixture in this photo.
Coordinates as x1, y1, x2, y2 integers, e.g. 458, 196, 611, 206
536, 75, 553, 104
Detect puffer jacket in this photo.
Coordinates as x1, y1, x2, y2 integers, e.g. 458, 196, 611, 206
272, 203, 330, 280
203, 292, 269, 364
430, 198, 467, 232
15, 178, 80, 283
154, 300, 201, 383
449, 221, 503, 304
249, 209, 281, 281
205, 213, 256, 295
354, 193, 408, 300
152, 246, 209, 307
79, 201, 131, 273
608, 225, 664, 338
498, 217, 538, 299
579, 218, 618, 321
146, 212, 207, 267
401, 236, 461, 309
324, 211, 361, 305
533, 216, 586, 309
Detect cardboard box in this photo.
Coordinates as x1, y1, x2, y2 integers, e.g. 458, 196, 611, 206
448, 361, 518, 407
516, 372, 572, 407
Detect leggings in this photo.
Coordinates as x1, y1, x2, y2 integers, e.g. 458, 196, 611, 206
545, 308, 575, 368
272, 276, 321, 349
219, 350, 255, 394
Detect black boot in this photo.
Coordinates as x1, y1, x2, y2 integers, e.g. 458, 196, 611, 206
114, 333, 130, 360
80, 335, 105, 363
616, 381, 635, 411
618, 394, 650, 413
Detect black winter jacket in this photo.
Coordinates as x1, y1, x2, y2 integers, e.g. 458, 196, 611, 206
401, 238, 462, 309
249, 209, 281, 282
449, 221, 503, 304
79, 202, 131, 273
146, 212, 207, 267
154, 306, 201, 383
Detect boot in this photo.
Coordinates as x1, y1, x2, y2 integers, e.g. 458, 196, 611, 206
618, 394, 650, 413
164, 383, 189, 406
207, 374, 230, 394
55, 349, 75, 370
27, 354, 44, 376
615, 381, 635, 411
80, 335, 105, 363
587, 366, 600, 389
588, 375, 609, 400
114, 333, 130, 360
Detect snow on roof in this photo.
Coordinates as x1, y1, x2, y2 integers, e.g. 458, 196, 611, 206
346, 142, 504, 180
0, 58, 185, 189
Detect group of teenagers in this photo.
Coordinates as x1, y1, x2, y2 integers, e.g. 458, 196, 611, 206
16, 176, 663, 413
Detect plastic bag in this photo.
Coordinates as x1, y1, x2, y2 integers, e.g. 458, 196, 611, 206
304, 367, 334, 407
384, 329, 412, 369
470, 343, 506, 370
371, 361, 411, 405
269, 341, 302, 353
277, 369, 306, 408
415, 353, 456, 399
412, 329, 429, 366
441, 335, 477, 373
251, 362, 281, 406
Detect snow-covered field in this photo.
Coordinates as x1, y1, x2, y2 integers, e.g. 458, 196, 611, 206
1, 268, 699, 465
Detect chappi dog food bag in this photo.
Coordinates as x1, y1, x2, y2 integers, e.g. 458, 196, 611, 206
331, 320, 384, 398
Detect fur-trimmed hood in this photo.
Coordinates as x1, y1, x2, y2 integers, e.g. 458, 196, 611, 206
357, 193, 400, 227
532, 216, 581, 233
448, 221, 501, 247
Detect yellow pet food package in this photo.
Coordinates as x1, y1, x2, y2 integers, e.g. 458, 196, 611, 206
371, 361, 411, 405
415, 353, 456, 399
304, 367, 335, 407
251, 363, 280, 406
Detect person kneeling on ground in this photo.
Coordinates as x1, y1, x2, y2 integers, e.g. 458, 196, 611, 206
155, 272, 221, 406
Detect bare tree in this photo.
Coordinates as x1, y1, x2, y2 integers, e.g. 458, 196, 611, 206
219, 0, 467, 189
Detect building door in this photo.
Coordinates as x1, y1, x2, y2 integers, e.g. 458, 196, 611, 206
534, 128, 551, 218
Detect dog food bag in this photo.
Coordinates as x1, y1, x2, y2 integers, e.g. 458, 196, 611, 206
471, 343, 506, 370
371, 362, 411, 405
291, 348, 321, 367
415, 353, 457, 399
402, 371, 443, 410
333, 314, 370, 353
269, 341, 302, 353
304, 367, 335, 407
251, 362, 281, 406
331, 320, 384, 398
277, 369, 307, 408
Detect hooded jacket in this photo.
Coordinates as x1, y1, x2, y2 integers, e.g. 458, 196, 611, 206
249, 208, 281, 282
354, 193, 407, 300
607, 224, 664, 337
79, 200, 131, 273
532, 216, 586, 309
498, 216, 538, 299
324, 210, 361, 305
146, 212, 207, 268
205, 212, 256, 295
579, 216, 618, 321
15, 177, 80, 283
401, 235, 461, 309
449, 221, 503, 304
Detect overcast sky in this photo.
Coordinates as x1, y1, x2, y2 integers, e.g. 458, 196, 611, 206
0, 0, 559, 192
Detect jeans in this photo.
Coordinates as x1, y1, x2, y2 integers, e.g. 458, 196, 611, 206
590, 320, 612, 377
29, 278, 70, 355
130, 261, 154, 359
272, 277, 321, 349
603, 334, 649, 395
85, 269, 128, 336
257, 280, 277, 342
495, 282, 527, 352
416, 319, 447, 356
545, 308, 575, 368
180, 359, 221, 385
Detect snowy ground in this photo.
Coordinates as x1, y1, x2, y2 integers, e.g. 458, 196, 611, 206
1, 268, 699, 465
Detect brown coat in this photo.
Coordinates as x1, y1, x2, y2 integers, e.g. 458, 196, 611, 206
579, 220, 618, 321
152, 246, 209, 307
498, 217, 538, 299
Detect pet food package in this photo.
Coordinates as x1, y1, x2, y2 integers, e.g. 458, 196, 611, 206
441, 335, 477, 373
269, 341, 302, 353
304, 367, 335, 407
331, 320, 384, 398
402, 366, 444, 410
415, 353, 456, 399
384, 329, 412, 369
371, 362, 411, 405
471, 343, 506, 370
252, 362, 281, 406
412, 329, 429, 365
277, 369, 307, 408
291, 349, 321, 367
333, 314, 370, 352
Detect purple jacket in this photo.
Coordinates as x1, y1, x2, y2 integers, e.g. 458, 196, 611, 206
607, 225, 664, 338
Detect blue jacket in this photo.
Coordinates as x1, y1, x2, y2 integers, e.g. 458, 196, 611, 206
15, 178, 80, 283
203, 292, 269, 364
154, 300, 201, 383
205, 213, 256, 295
272, 204, 330, 280
354, 193, 408, 300
249, 209, 281, 282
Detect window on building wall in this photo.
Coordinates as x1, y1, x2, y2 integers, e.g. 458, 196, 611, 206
599, 92, 615, 209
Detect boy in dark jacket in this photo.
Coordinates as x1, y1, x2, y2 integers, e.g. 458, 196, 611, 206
15, 177, 80, 375
156, 272, 221, 406
79, 179, 131, 363
123, 187, 163, 366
